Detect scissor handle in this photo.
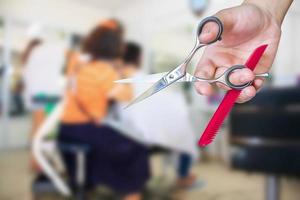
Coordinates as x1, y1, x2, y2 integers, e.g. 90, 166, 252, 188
224, 65, 253, 90
197, 16, 223, 45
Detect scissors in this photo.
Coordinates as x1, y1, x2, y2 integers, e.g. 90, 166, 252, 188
116, 16, 270, 108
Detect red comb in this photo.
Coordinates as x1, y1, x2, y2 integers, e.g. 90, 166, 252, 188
198, 44, 268, 147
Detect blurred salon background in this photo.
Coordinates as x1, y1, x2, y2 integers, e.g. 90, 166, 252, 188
0, 0, 300, 200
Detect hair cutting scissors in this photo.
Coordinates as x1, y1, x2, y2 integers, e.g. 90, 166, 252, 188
116, 16, 269, 108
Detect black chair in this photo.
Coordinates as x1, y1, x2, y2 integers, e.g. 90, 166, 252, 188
229, 87, 300, 200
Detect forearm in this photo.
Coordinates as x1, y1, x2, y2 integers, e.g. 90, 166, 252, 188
244, 0, 293, 25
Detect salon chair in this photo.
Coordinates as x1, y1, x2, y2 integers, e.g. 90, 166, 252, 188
32, 143, 90, 200
229, 87, 300, 200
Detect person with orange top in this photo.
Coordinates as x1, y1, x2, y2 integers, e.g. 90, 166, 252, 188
58, 20, 149, 200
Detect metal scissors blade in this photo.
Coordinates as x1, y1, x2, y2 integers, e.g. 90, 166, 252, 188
115, 72, 168, 84
115, 72, 196, 84
124, 75, 169, 109
124, 64, 186, 108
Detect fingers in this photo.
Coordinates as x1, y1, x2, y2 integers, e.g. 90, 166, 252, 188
234, 77, 265, 103
228, 68, 254, 86
195, 81, 214, 96
199, 22, 220, 44
218, 68, 256, 103
227, 68, 265, 103
214, 9, 235, 32
194, 59, 216, 96
253, 78, 264, 91
195, 63, 266, 103
236, 86, 256, 103
199, 9, 235, 44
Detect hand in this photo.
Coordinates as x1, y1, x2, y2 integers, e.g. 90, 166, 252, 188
195, 2, 281, 103
30, 154, 41, 172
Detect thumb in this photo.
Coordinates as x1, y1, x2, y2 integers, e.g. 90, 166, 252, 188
199, 10, 235, 44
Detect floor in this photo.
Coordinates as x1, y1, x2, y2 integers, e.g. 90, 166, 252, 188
2, 150, 300, 200
0, 150, 33, 200
0, 150, 270, 200
0, 114, 31, 149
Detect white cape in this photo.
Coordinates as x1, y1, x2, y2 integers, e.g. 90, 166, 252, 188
106, 72, 199, 159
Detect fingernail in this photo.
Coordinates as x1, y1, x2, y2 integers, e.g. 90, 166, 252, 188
245, 89, 252, 97
201, 32, 209, 38
200, 88, 207, 95
202, 24, 210, 33
240, 76, 246, 82
204, 29, 210, 34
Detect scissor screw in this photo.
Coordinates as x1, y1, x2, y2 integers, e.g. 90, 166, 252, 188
169, 74, 174, 79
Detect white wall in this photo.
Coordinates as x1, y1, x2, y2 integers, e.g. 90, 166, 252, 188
0, 0, 113, 53
274, 4, 300, 86
0, 0, 111, 33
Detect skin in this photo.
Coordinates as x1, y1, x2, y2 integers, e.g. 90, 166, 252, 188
195, 0, 293, 103
123, 193, 141, 200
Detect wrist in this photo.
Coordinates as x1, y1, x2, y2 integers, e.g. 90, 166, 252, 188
243, 0, 293, 26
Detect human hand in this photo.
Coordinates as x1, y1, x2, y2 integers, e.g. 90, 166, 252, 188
195, 2, 282, 103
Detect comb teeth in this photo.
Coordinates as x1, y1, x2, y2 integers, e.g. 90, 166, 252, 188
198, 44, 268, 147
199, 90, 239, 147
